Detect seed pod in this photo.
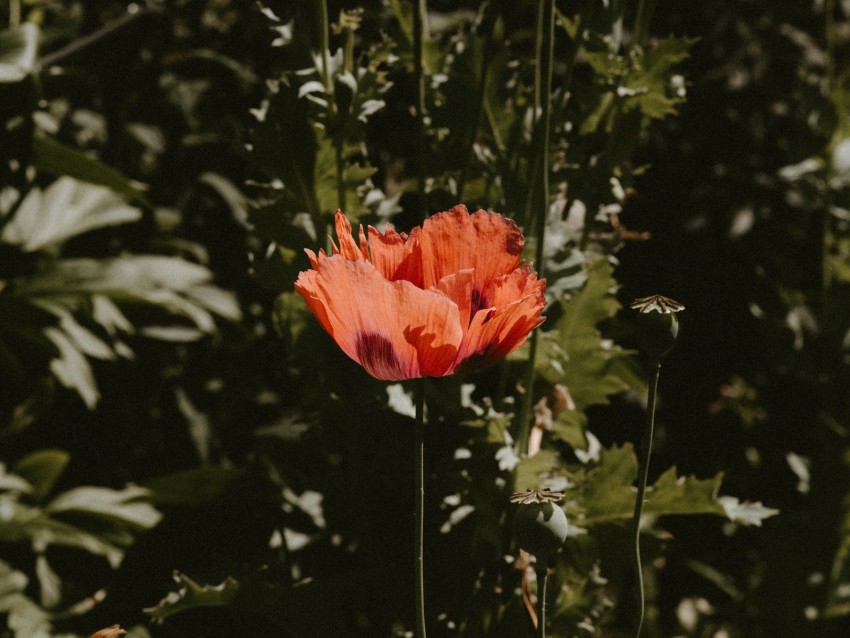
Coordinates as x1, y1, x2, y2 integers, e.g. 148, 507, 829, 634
511, 489, 568, 559
630, 294, 684, 360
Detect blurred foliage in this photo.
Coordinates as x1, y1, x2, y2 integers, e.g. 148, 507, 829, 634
0, 0, 848, 637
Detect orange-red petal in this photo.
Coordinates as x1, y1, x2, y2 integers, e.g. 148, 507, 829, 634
417, 205, 525, 290
294, 255, 462, 380
331, 211, 369, 261
452, 268, 545, 372
367, 224, 423, 285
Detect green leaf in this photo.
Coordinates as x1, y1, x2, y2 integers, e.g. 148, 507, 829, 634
31, 137, 150, 206
514, 450, 562, 492
578, 444, 638, 525
11, 449, 70, 503
44, 326, 100, 409
1, 176, 143, 252
144, 467, 247, 506
145, 572, 240, 623
536, 258, 638, 445
0, 23, 38, 83
568, 445, 779, 528
0, 560, 52, 638
0, 498, 124, 566
579, 37, 695, 134
46, 485, 162, 529
0, 466, 34, 494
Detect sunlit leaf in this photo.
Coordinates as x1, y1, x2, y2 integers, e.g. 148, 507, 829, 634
0, 560, 51, 638
46, 485, 162, 529
44, 326, 100, 409
1, 177, 142, 252
0, 24, 38, 83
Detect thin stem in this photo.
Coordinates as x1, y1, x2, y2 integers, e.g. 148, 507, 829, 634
414, 378, 428, 638
457, 5, 498, 202
316, 0, 346, 216
631, 360, 661, 638
534, 563, 549, 638
9, 0, 20, 28
335, 143, 347, 212
826, 0, 836, 86
413, 0, 429, 222
632, 0, 657, 49
318, 0, 334, 96
517, 0, 554, 458
37, 1, 162, 71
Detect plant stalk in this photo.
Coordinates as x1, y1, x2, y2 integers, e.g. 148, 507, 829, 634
517, 0, 554, 458
535, 563, 549, 638
413, 0, 429, 222
37, 1, 162, 71
632, 359, 661, 638
414, 378, 428, 638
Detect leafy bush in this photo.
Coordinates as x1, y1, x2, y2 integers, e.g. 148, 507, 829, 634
0, 1, 848, 637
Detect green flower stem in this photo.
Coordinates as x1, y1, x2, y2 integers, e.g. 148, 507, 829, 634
535, 563, 549, 638
631, 359, 661, 638
517, 0, 554, 458
318, 0, 333, 96
413, 0, 428, 222
37, 2, 163, 71
414, 378, 427, 638
632, 0, 657, 49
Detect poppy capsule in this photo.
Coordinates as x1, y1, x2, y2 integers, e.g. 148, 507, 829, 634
511, 489, 569, 559
630, 294, 684, 360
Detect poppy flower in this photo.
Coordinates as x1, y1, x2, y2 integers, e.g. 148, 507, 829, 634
294, 204, 546, 380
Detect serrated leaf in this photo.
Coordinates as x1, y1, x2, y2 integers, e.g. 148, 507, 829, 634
716, 496, 779, 527
12, 449, 70, 503
145, 572, 240, 623
514, 450, 562, 492
536, 259, 636, 447
570, 445, 779, 528
578, 444, 638, 525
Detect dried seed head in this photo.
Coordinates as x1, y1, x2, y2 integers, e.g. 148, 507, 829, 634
630, 294, 684, 360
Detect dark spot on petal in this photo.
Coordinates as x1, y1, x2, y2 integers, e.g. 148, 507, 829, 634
505, 224, 524, 255
471, 288, 491, 319
355, 331, 406, 380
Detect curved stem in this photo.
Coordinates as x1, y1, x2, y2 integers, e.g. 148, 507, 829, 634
631, 360, 661, 638
534, 563, 549, 638
414, 378, 427, 638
